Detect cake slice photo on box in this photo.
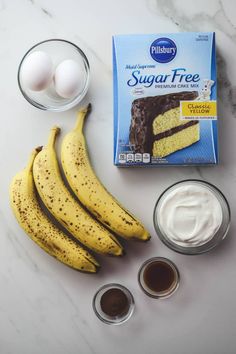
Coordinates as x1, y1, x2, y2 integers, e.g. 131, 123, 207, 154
129, 91, 200, 158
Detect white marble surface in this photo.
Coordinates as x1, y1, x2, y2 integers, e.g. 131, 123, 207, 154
0, 1, 236, 353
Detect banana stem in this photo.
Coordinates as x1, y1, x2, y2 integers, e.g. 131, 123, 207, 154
74, 103, 92, 133
26, 147, 42, 172
47, 126, 60, 147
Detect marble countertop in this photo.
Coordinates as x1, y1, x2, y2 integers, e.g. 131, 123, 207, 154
1, 1, 236, 353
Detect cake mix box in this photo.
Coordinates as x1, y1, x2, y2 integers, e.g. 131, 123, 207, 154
113, 32, 218, 166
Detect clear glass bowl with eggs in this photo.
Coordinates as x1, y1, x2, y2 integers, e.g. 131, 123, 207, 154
18, 39, 90, 112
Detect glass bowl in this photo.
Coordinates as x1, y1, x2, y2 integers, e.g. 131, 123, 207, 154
17, 39, 90, 112
153, 179, 231, 255
92, 283, 135, 325
138, 257, 180, 299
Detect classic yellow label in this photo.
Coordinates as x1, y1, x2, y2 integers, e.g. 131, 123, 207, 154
180, 101, 217, 120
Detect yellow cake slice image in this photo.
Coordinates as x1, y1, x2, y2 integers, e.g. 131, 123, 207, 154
129, 91, 200, 158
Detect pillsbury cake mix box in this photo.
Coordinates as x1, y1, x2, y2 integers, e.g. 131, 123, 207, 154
113, 32, 218, 166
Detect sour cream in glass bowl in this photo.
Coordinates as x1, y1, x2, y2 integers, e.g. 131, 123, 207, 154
153, 180, 230, 255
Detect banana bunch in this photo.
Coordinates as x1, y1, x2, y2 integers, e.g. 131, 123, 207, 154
61, 104, 150, 241
10, 148, 99, 273
10, 104, 150, 273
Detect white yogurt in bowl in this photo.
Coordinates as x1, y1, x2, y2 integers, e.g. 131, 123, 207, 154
154, 180, 230, 255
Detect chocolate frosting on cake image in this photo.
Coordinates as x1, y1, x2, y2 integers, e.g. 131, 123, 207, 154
129, 91, 200, 158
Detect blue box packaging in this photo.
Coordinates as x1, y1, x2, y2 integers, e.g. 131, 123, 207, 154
113, 32, 218, 166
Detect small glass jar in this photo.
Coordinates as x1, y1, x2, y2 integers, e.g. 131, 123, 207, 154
92, 283, 135, 325
153, 179, 231, 255
138, 257, 180, 299
18, 39, 90, 112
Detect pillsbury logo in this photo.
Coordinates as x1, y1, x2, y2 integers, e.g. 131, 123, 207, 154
150, 37, 177, 63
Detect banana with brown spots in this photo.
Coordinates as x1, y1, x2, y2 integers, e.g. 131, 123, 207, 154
61, 104, 150, 241
33, 128, 123, 256
10, 148, 99, 273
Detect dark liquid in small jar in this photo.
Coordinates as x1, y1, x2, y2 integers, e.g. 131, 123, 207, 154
100, 288, 129, 317
143, 261, 176, 293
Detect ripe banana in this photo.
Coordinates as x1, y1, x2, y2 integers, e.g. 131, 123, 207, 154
10, 148, 99, 273
33, 127, 123, 256
61, 104, 150, 241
